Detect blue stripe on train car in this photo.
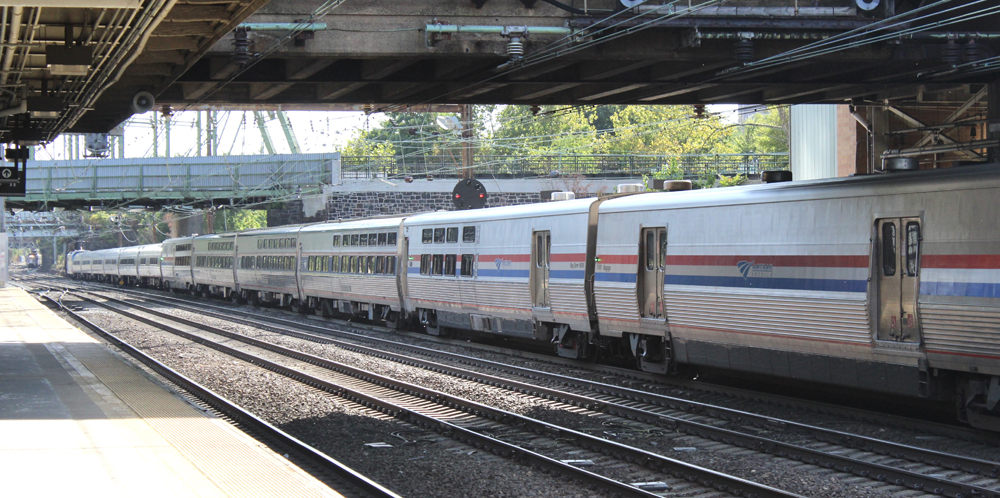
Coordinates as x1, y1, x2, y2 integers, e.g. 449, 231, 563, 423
548, 270, 586, 280
664, 274, 867, 293
476, 269, 531, 278
920, 281, 1000, 298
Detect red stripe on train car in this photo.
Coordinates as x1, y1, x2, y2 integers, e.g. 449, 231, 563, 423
550, 253, 587, 263
597, 254, 638, 265
664, 255, 869, 267
922, 254, 1000, 269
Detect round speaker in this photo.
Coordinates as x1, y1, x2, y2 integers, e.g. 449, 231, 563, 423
131, 91, 155, 114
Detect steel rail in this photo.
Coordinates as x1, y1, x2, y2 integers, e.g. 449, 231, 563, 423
71, 288, 801, 498
35, 275, 1000, 445
58, 282, 1000, 498
34, 290, 402, 498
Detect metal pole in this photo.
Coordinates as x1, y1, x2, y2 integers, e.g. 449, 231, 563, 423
196, 111, 202, 156
461, 104, 474, 180
165, 113, 171, 157
152, 115, 158, 157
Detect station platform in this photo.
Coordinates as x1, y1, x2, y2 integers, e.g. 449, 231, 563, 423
0, 286, 343, 498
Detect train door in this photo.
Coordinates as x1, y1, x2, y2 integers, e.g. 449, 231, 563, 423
638, 227, 667, 319
875, 218, 922, 343
531, 230, 550, 308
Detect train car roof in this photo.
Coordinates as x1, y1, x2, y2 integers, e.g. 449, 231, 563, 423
236, 224, 305, 237
600, 164, 1000, 213
405, 197, 598, 226
162, 236, 194, 245
299, 217, 405, 234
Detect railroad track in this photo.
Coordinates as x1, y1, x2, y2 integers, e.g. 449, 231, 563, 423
45, 283, 801, 498
28, 284, 402, 498
28, 276, 1000, 498
41, 274, 999, 446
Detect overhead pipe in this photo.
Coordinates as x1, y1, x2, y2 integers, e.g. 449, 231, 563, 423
0, 100, 25, 117
882, 138, 1000, 158
1, 6, 23, 87
426, 24, 573, 36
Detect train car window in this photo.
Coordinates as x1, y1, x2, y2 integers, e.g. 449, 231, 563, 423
320, 256, 328, 272
546, 234, 551, 267
351, 234, 360, 246
446, 227, 458, 243
386, 256, 396, 275
140, 258, 146, 265
422, 229, 433, 243
308, 256, 316, 272
434, 228, 445, 243
356, 256, 364, 274
906, 222, 920, 277
376, 256, 385, 274
420, 254, 431, 275
536, 234, 545, 268
367, 256, 376, 274
463, 226, 476, 243
646, 231, 655, 270
461, 254, 475, 277
368, 233, 377, 246
882, 223, 896, 277
333, 235, 340, 246
257, 240, 262, 249
444, 254, 456, 276
347, 256, 355, 273
330, 255, 339, 272
659, 230, 667, 269
378, 233, 387, 246
432, 254, 444, 275
387, 232, 397, 245
359, 233, 368, 246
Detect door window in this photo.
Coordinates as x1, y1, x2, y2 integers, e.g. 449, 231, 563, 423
881, 222, 896, 277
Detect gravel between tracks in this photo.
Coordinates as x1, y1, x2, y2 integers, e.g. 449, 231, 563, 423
80, 306, 602, 498
78, 297, 936, 498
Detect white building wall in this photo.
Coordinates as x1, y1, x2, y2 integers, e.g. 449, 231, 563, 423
790, 105, 838, 180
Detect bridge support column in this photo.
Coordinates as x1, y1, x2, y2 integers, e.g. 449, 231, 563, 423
989, 81, 1000, 164
167, 212, 205, 237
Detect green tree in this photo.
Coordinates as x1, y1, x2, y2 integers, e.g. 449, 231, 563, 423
214, 209, 266, 233
597, 106, 733, 155
724, 107, 790, 154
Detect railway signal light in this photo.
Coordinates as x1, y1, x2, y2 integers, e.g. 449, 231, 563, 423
452, 179, 488, 209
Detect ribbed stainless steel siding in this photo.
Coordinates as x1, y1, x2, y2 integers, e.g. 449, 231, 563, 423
409, 279, 531, 319
666, 287, 871, 347
595, 285, 639, 329
921, 302, 1000, 371
301, 274, 397, 305
790, 105, 838, 181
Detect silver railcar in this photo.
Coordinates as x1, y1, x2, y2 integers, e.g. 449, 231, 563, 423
298, 218, 403, 321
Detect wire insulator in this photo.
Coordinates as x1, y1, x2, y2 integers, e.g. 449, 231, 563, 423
232, 27, 251, 66
507, 37, 524, 60
942, 39, 961, 64
964, 39, 982, 62
735, 39, 754, 63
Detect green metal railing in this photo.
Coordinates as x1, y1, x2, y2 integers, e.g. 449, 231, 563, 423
341, 153, 789, 180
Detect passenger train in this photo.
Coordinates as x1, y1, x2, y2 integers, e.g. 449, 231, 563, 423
66, 165, 1000, 430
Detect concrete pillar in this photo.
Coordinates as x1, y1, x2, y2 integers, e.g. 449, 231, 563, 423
167, 211, 205, 237
988, 81, 1000, 164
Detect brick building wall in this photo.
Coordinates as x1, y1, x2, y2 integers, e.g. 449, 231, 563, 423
836, 105, 861, 177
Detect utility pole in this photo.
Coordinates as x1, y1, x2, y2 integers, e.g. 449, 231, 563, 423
151, 115, 158, 157
461, 104, 474, 179
164, 113, 171, 157
196, 112, 202, 156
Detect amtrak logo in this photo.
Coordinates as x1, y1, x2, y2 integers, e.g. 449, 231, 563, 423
494, 258, 512, 271
737, 260, 773, 280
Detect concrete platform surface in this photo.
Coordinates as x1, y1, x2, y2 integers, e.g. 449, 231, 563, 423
0, 286, 344, 498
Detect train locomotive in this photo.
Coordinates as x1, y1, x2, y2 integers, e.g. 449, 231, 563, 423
66, 165, 1000, 430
